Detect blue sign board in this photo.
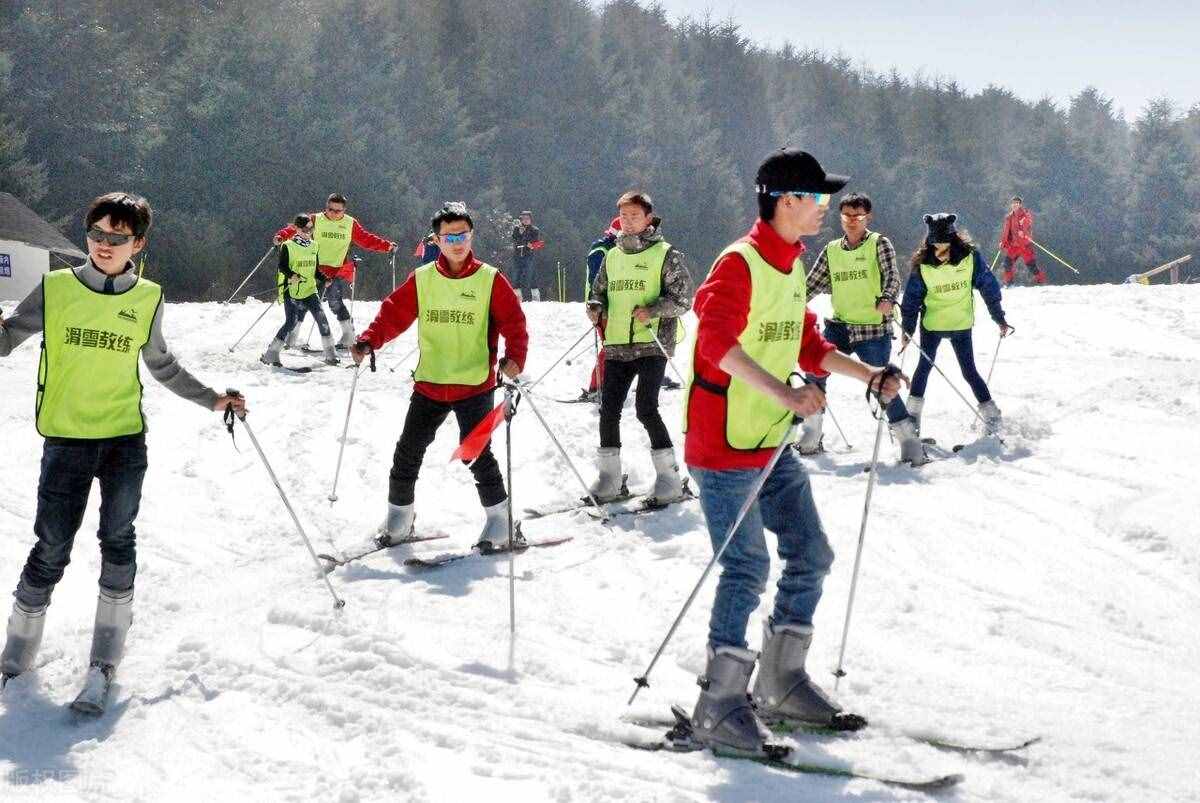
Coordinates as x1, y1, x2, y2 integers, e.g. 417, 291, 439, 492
0, 254, 11, 277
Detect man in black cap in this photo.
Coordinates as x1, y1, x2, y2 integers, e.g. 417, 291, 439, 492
511, 210, 544, 301
681, 148, 904, 755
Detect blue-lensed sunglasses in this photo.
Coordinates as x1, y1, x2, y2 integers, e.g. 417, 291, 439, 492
768, 190, 832, 207
440, 231, 471, 244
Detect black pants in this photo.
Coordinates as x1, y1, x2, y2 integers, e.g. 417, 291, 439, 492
277, 293, 330, 340
16, 435, 147, 609
389, 389, 506, 507
295, 276, 352, 323
599, 355, 672, 450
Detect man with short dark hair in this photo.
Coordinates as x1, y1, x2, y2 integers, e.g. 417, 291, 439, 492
274, 193, 397, 348
511, 210, 544, 301
0, 192, 245, 711
587, 191, 692, 505
683, 150, 903, 754
999, 196, 1044, 286
799, 192, 925, 464
342, 203, 528, 555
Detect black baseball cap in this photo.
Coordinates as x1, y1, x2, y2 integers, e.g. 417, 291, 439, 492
754, 148, 849, 196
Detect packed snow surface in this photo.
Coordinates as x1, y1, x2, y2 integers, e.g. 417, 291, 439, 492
1, 284, 1198, 801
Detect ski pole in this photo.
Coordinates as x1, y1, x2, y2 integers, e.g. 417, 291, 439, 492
563, 340, 595, 367
222, 392, 345, 610
227, 300, 276, 353
905, 335, 1005, 446
329, 348, 375, 503
390, 250, 397, 292
984, 326, 1013, 385
1029, 238, 1079, 274
387, 343, 420, 374
832, 367, 900, 689
503, 382, 519, 637
822, 397, 852, 451
303, 283, 332, 349
527, 325, 595, 390
514, 384, 608, 520
989, 249, 1002, 273
224, 246, 275, 304
640, 322, 686, 385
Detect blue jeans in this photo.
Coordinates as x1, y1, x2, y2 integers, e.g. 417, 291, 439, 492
277, 293, 331, 340
805, 321, 908, 423
295, 276, 352, 323
691, 451, 835, 650
15, 435, 148, 609
511, 252, 536, 292
910, 328, 992, 402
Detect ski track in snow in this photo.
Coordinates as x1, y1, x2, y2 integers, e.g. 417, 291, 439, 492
1, 285, 1198, 801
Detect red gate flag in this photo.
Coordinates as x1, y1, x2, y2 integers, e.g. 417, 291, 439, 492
451, 398, 508, 463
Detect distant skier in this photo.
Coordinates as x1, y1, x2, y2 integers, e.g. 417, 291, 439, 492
260, 214, 339, 368
511, 210, 545, 301
274, 193, 397, 348
901, 213, 1013, 435
797, 192, 926, 464
344, 202, 528, 554
586, 191, 692, 505
0, 192, 246, 711
999, 197, 1045, 286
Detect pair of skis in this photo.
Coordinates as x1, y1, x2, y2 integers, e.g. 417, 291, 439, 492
522, 478, 696, 521
625, 704, 1039, 790
317, 531, 573, 573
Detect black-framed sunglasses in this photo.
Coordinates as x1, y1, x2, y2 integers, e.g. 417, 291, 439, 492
86, 227, 137, 246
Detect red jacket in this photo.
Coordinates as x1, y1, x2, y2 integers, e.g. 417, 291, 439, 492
684, 219, 836, 471
1000, 208, 1034, 255
275, 213, 394, 281
359, 252, 528, 403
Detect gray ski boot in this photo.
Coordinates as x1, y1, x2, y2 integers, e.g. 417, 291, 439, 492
890, 417, 928, 466
380, 503, 416, 546
906, 395, 924, 438
751, 621, 845, 727
320, 333, 340, 366
72, 588, 133, 715
1, 601, 48, 686
587, 447, 625, 501
795, 411, 824, 455
283, 327, 301, 351
475, 501, 523, 552
338, 318, 357, 349
692, 646, 770, 754
980, 399, 1002, 435
648, 447, 686, 504
259, 337, 285, 367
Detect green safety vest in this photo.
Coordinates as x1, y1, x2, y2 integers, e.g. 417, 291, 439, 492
36, 268, 161, 439
280, 238, 319, 300
919, 254, 975, 331
826, 232, 883, 325
313, 212, 355, 267
603, 241, 669, 346
683, 242, 807, 450
413, 262, 497, 385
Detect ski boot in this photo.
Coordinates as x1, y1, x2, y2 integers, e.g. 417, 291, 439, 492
648, 447, 686, 505
72, 587, 133, 715
259, 338, 285, 367
320, 334, 340, 366
283, 327, 301, 351
752, 621, 863, 730
1033, 269, 1048, 285
1, 600, 48, 687
980, 399, 1002, 435
890, 417, 928, 466
337, 319, 357, 350
795, 412, 824, 456
475, 501, 523, 553
692, 646, 771, 755
587, 447, 627, 502
906, 395, 924, 438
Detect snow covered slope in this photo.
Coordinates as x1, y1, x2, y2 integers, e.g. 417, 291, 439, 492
1, 284, 1198, 801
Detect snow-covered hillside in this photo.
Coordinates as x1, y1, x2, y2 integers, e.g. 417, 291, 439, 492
2, 284, 1198, 801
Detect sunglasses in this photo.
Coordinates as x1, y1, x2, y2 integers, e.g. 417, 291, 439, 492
440, 231, 470, 244
769, 191, 832, 207
86, 227, 137, 246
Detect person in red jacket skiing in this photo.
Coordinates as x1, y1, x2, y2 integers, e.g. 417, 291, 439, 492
999, 197, 1045, 286
273, 193, 397, 348
343, 202, 528, 555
